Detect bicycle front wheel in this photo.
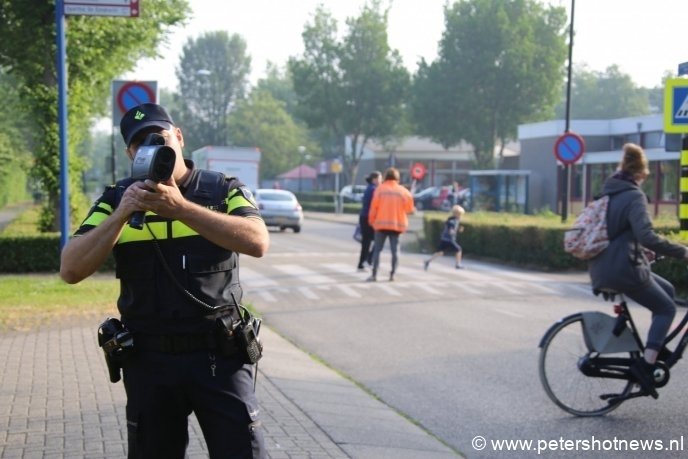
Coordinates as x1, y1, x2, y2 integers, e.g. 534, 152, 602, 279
539, 313, 635, 416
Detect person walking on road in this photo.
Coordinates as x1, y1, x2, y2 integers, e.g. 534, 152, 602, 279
367, 167, 415, 282
357, 171, 381, 271
59, 103, 270, 458
424, 204, 465, 270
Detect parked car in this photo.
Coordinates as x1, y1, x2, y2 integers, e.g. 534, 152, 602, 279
339, 184, 367, 203
254, 189, 304, 233
413, 186, 452, 211
413, 187, 437, 210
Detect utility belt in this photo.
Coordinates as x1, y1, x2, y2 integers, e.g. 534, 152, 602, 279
98, 312, 263, 383
134, 332, 227, 354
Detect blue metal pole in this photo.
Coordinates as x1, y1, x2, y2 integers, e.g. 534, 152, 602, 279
56, 0, 70, 249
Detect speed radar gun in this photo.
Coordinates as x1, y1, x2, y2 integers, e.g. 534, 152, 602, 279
128, 133, 176, 229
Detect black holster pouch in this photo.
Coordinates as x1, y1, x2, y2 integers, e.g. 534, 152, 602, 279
98, 318, 135, 383
216, 311, 263, 365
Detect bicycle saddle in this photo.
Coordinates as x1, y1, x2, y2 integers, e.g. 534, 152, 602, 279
593, 288, 619, 301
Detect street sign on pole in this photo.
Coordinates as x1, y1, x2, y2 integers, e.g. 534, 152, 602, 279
679, 61, 688, 77
553, 131, 585, 165
112, 80, 158, 126
56, 0, 139, 248
664, 78, 688, 134
409, 162, 427, 181
64, 0, 139, 17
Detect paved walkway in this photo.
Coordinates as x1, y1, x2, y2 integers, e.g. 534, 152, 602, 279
0, 324, 459, 458
0, 206, 458, 458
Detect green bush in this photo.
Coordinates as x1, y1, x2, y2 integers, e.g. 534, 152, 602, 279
4, 204, 687, 293
423, 211, 688, 290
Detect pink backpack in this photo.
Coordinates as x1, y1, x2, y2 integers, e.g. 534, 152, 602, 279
563, 195, 613, 260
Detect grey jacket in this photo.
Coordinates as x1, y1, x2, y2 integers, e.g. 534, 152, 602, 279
588, 177, 687, 291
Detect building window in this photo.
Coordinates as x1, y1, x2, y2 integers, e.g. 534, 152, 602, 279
611, 136, 625, 150
658, 160, 678, 202
645, 131, 663, 149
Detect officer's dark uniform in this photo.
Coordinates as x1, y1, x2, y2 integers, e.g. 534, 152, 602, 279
74, 163, 266, 458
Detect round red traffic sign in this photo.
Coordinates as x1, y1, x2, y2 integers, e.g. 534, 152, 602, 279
554, 131, 585, 165
410, 162, 427, 181
116, 81, 156, 115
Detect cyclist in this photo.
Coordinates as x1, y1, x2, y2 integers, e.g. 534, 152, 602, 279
588, 143, 688, 398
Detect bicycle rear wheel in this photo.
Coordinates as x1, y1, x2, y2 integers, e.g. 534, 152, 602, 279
539, 313, 635, 416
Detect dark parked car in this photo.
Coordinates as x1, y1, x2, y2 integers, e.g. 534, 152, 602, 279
413, 186, 452, 211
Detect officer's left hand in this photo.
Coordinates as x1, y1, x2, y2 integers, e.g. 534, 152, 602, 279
139, 178, 186, 218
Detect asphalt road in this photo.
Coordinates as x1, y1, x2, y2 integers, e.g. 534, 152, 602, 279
241, 218, 688, 459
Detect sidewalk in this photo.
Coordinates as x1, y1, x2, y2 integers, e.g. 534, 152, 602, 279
0, 206, 457, 458
0, 323, 459, 458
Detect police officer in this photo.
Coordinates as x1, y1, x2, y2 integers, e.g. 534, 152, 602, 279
60, 103, 269, 458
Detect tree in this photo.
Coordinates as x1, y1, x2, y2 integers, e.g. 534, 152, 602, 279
174, 31, 251, 153
554, 65, 650, 119
0, 69, 31, 207
0, 0, 189, 230
289, 1, 410, 184
412, 0, 568, 168
255, 62, 300, 119
229, 89, 318, 181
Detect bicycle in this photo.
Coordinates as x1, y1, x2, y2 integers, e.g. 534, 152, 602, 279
538, 288, 688, 417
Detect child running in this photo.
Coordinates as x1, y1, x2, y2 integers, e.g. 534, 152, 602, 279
424, 204, 465, 270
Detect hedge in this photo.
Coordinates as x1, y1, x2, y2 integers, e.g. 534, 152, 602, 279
0, 235, 116, 274
3, 209, 686, 291
422, 211, 688, 291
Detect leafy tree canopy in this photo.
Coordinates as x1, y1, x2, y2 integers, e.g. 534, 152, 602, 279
174, 31, 251, 153
412, 0, 568, 168
555, 64, 651, 119
229, 89, 318, 181
0, 0, 189, 230
289, 0, 410, 183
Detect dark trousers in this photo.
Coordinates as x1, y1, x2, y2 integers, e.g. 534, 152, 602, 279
371, 230, 401, 277
625, 272, 677, 351
357, 215, 375, 268
123, 350, 265, 459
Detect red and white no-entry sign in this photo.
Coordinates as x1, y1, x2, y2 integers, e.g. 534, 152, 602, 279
410, 162, 427, 181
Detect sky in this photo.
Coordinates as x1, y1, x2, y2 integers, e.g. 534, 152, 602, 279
122, 0, 686, 92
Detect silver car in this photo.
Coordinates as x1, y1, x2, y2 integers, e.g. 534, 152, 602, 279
254, 189, 304, 233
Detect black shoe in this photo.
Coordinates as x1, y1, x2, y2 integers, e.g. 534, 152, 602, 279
366, 275, 377, 282
389, 272, 395, 282
423, 260, 430, 271
630, 359, 659, 399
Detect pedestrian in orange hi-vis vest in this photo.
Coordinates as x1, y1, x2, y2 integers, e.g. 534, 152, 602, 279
367, 167, 415, 282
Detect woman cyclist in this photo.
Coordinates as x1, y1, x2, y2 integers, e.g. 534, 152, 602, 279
588, 143, 688, 398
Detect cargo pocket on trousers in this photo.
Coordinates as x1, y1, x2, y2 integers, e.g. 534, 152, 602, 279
126, 414, 140, 457
245, 401, 265, 456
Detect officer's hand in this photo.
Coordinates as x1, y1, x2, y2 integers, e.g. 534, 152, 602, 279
139, 178, 186, 219
116, 181, 148, 219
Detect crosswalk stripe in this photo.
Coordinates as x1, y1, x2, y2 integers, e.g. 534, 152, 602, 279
298, 286, 319, 300
242, 260, 587, 302
493, 308, 525, 318
468, 264, 545, 282
405, 282, 443, 295
375, 283, 402, 296
334, 284, 362, 298
527, 283, 561, 295
256, 290, 277, 302
274, 264, 332, 284
241, 267, 278, 287
451, 281, 484, 295
491, 283, 522, 294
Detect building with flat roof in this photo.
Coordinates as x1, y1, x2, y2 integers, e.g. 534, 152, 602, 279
518, 114, 679, 216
